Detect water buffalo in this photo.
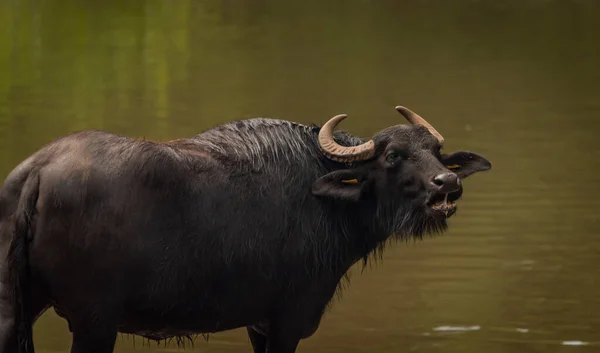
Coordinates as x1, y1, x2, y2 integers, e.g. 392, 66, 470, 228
0, 106, 491, 353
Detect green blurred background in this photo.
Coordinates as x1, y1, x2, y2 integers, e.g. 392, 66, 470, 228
1, 0, 599, 352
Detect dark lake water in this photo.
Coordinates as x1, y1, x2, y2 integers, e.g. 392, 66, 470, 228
1, 0, 599, 352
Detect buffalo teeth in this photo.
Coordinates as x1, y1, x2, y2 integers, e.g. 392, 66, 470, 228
430, 194, 455, 210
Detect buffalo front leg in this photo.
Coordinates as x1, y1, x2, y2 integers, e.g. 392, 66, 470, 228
265, 333, 300, 353
262, 318, 303, 353
247, 326, 267, 353
265, 336, 300, 353
248, 324, 300, 353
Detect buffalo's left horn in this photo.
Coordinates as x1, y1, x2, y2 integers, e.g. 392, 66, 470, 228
395, 105, 444, 144
318, 114, 375, 162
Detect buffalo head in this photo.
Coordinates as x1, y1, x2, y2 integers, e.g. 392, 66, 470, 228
312, 105, 491, 235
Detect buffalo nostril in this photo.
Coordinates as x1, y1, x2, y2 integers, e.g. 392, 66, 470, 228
431, 173, 460, 193
432, 176, 445, 186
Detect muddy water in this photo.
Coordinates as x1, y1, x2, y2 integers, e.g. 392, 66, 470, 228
1, 0, 599, 352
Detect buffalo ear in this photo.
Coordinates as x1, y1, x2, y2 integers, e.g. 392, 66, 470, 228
442, 151, 491, 179
311, 169, 368, 202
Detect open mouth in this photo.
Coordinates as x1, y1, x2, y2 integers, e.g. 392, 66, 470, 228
426, 192, 458, 219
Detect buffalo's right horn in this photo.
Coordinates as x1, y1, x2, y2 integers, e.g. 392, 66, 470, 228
318, 114, 375, 163
395, 105, 444, 144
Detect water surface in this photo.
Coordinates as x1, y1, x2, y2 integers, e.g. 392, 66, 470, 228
1, 0, 599, 352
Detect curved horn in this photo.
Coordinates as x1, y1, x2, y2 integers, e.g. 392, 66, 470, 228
395, 105, 444, 144
318, 114, 375, 162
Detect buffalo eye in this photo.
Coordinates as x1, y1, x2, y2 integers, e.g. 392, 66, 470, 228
386, 151, 406, 165
386, 152, 397, 163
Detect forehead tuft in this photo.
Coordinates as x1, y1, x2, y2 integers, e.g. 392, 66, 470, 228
373, 124, 439, 148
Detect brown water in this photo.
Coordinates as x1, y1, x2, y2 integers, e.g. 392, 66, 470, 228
1, 0, 600, 352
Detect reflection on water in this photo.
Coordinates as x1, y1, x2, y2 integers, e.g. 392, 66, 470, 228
1, 0, 599, 352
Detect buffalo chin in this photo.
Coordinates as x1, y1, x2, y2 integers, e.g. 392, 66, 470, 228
383, 204, 449, 240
